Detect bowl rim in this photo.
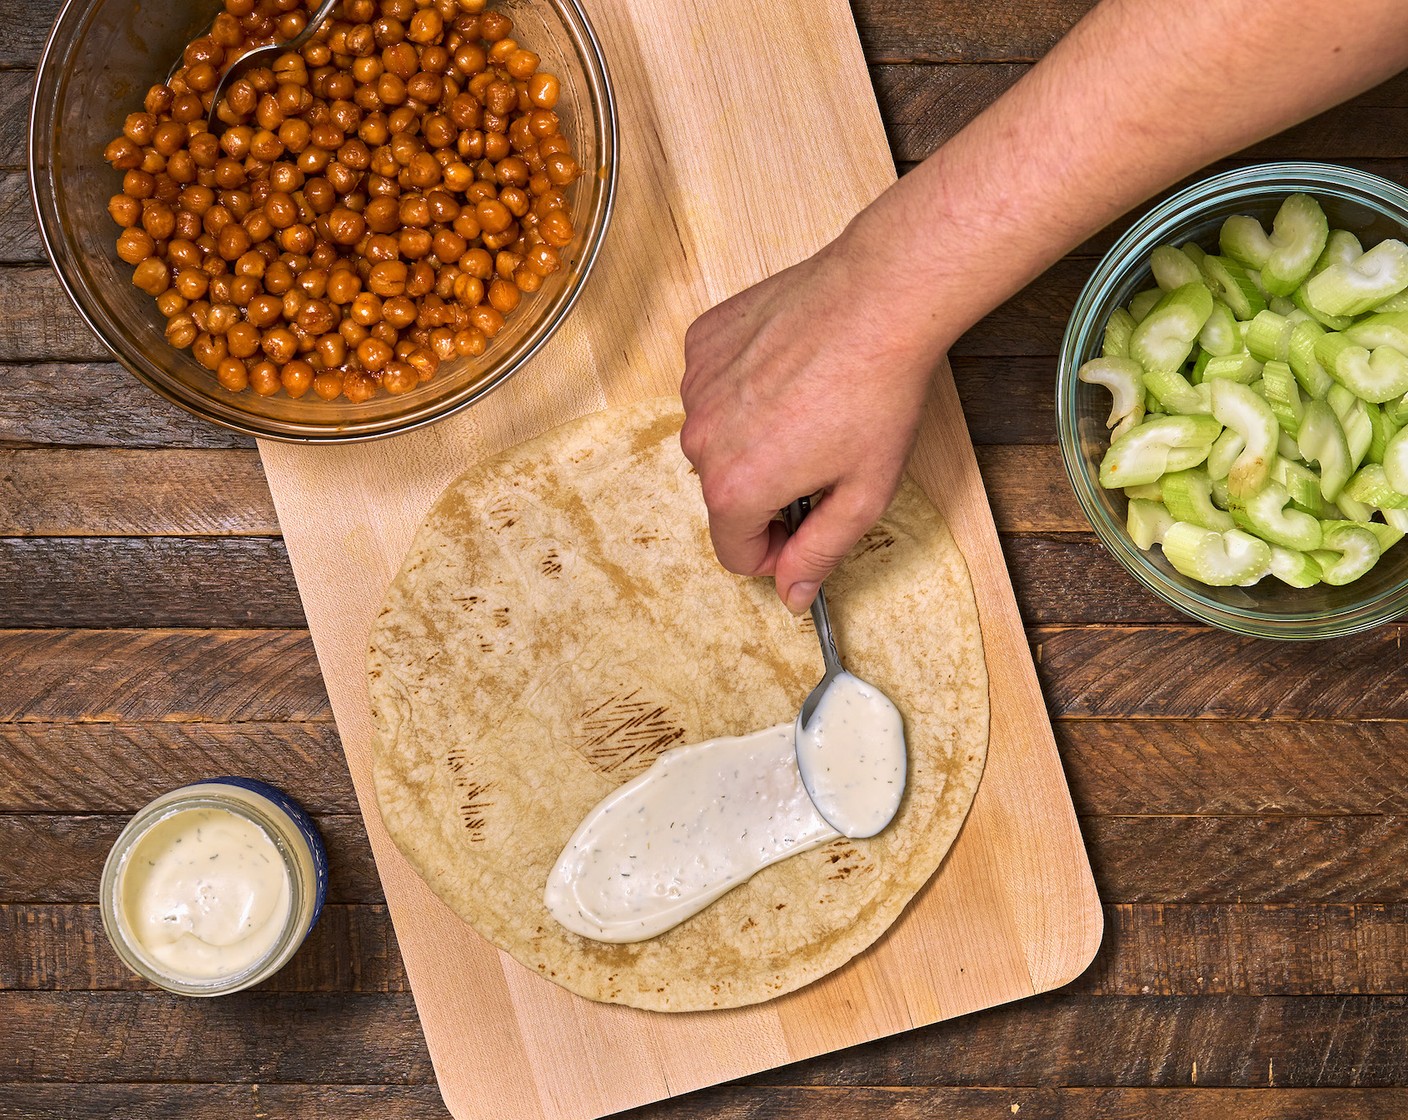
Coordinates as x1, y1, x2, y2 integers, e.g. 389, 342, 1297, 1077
29, 0, 620, 443
1057, 160, 1408, 640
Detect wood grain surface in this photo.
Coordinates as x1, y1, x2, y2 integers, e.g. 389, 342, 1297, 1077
5, 0, 1408, 1117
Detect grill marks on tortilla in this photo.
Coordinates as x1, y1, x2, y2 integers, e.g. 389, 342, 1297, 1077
576, 688, 686, 778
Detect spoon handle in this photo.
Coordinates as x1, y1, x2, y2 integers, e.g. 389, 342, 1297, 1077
286, 0, 341, 52
782, 498, 844, 678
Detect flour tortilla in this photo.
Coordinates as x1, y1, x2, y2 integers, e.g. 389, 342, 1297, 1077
367, 396, 988, 1011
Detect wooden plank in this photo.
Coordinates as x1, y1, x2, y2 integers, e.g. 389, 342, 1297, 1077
0, 904, 406, 993
1058, 719, 1408, 816
1036, 625, 1408, 720
9, 810, 1406, 906
0, 722, 353, 813
0, 450, 276, 536
0, 630, 328, 723
4, 1086, 1408, 1120
6, 992, 1408, 1086
1005, 534, 1184, 625
873, 65, 1408, 164
5, 714, 1404, 818
0, 173, 41, 264
0, 72, 30, 171
0, 447, 1080, 536
0, 538, 305, 628
0, 363, 252, 450
853, 0, 1093, 62
0, 268, 107, 363
11, 901, 1408, 998
0, 814, 382, 905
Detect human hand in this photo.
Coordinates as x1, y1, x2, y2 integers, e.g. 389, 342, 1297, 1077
679, 229, 949, 613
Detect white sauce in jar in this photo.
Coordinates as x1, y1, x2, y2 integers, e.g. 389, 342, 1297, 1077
118, 806, 291, 980
793, 672, 907, 839
545, 724, 841, 943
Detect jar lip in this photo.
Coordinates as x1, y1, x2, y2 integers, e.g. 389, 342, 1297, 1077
100, 786, 319, 996
1057, 162, 1408, 639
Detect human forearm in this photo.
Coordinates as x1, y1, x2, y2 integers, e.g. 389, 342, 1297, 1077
852, 0, 1408, 354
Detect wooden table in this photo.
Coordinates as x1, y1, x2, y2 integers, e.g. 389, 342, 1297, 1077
5, 1, 1408, 1116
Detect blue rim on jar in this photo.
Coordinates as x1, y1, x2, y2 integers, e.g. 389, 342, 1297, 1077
29, 0, 618, 442
1057, 161, 1408, 639
100, 778, 328, 996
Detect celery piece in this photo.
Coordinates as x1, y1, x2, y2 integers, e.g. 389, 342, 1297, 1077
1357, 520, 1406, 552
1151, 245, 1205, 291
1198, 300, 1240, 357
1344, 310, 1408, 353
1192, 349, 1212, 384
1368, 402, 1400, 464
1127, 498, 1176, 549
1312, 523, 1381, 585
1206, 427, 1243, 482
1181, 241, 1207, 268
1262, 194, 1330, 297
1124, 481, 1164, 501
1220, 214, 1272, 270
1129, 288, 1164, 323
1374, 288, 1408, 314
1130, 283, 1214, 372
1298, 400, 1353, 500
1382, 424, 1408, 493
1162, 468, 1235, 532
1271, 456, 1334, 516
1269, 296, 1298, 316
1287, 320, 1335, 399
1236, 481, 1323, 551
1245, 310, 1294, 363
1277, 429, 1301, 460
1316, 333, 1408, 403
1102, 307, 1138, 360
1259, 360, 1304, 438
1291, 283, 1354, 331
1098, 414, 1222, 489
1202, 255, 1268, 321
1303, 239, 1408, 318
1210, 379, 1278, 498
1142, 367, 1210, 415
1332, 493, 1376, 522
1161, 523, 1272, 586
1314, 228, 1364, 274
1202, 351, 1263, 384
1385, 391, 1408, 428
1079, 356, 1147, 436
1269, 545, 1323, 588
1381, 506, 1408, 533
1327, 384, 1373, 468
1342, 463, 1408, 509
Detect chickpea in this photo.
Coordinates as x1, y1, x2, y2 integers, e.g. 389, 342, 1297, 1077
488, 277, 520, 315
342, 369, 377, 402
281, 358, 314, 397
226, 322, 262, 359
350, 291, 384, 325
116, 227, 156, 264
104, 136, 143, 170
453, 326, 487, 356
165, 313, 198, 348
313, 369, 345, 400
217, 357, 249, 392
132, 257, 170, 295
193, 331, 228, 370
250, 359, 283, 395
327, 268, 363, 304
539, 209, 574, 247
368, 259, 409, 296
527, 72, 559, 109
468, 303, 504, 338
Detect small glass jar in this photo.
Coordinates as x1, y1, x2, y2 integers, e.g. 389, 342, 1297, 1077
1058, 161, 1408, 639
100, 778, 328, 996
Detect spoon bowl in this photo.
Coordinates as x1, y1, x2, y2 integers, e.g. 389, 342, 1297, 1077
783, 498, 908, 838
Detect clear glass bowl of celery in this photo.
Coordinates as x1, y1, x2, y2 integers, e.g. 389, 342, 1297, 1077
1058, 161, 1408, 639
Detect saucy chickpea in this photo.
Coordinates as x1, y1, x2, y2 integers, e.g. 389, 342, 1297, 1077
105, 0, 584, 402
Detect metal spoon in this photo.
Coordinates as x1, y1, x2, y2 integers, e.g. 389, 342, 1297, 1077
181, 0, 340, 134
782, 497, 908, 839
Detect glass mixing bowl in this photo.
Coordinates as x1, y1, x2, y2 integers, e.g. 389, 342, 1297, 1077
1058, 162, 1408, 639
30, 0, 617, 441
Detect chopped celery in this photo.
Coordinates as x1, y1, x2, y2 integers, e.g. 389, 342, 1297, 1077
1245, 310, 1293, 362
1297, 400, 1353, 500
1201, 255, 1268, 321
1327, 384, 1374, 467
1344, 310, 1408, 353
1124, 481, 1164, 501
1259, 360, 1304, 437
1198, 301, 1240, 357
1102, 307, 1137, 359
1374, 288, 1408, 314
1356, 520, 1406, 552
1162, 468, 1235, 531
1333, 492, 1377, 522
1161, 523, 1272, 586
1382, 424, 1408, 493
1129, 287, 1164, 323
1342, 463, 1408, 509
1268, 545, 1323, 587
1269, 296, 1298, 316
1287, 320, 1335, 398
1315, 228, 1363, 273
1202, 351, 1263, 384
1291, 283, 1354, 331
1210, 380, 1277, 497
1142, 367, 1210, 415
1206, 427, 1243, 482
1271, 456, 1334, 516
1367, 402, 1400, 464
1386, 391, 1408, 428
1098, 414, 1222, 489
1079, 357, 1147, 437
1303, 239, 1408, 318
1219, 196, 1328, 298
1312, 523, 1381, 585
1316, 332, 1408, 403
1127, 498, 1175, 549
1234, 481, 1323, 551
1129, 283, 1214, 372
1151, 245, 1205, 291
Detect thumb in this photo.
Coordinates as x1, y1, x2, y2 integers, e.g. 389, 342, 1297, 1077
774, 488, 878, 613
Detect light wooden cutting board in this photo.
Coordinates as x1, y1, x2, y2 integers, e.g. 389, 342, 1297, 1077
258, 1, 1103, 1116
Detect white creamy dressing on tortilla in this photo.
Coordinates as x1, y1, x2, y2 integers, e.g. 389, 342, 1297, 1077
794, 672, 907, 839
117, 807, 291, 979
545, 724, 840, 942
545, 683, 908, 943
